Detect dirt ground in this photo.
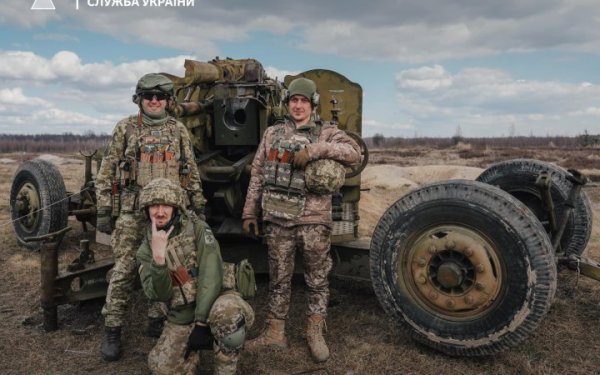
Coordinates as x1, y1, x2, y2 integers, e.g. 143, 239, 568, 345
1, 146, 600, 375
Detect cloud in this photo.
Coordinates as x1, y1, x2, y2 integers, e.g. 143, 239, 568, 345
6, 0, 600, 63
0, 107, 118, 134
0, 87, 51, 107
0, 50, 301, 134
393, 64, 600, 136
264, 66, 299, 81
0, 50, 194, 88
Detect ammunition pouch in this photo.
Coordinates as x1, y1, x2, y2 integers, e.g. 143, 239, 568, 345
235, 259, 256, 300
262, 187, 305, 220
137, 158, 180, 188
119, 189, 138, 213
222, 260, 256, 300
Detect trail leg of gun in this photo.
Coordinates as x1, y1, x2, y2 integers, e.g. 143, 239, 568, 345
40, 241, 59, 331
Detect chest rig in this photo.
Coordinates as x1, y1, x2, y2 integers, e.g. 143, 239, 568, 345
261, 122, 321, 220
162, 220, 198, 309
120, 117, 192, 190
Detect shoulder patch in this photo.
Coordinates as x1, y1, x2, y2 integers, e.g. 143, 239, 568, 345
204, 224, 216, 245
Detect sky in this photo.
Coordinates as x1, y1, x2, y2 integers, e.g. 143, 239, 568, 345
2, 0, 600, 137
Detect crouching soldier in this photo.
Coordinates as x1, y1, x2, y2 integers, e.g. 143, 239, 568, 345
136, 178, 254, 375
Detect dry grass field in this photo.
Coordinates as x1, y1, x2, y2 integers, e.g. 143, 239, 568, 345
1, 146, 600, 375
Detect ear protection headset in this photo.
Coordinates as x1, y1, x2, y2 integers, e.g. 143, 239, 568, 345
283, 77, 320, 108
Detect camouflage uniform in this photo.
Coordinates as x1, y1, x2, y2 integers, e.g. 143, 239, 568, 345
96, 74, 205, 335
97, 115, 204, 328
137, 179, 254, 375
243, 117, 360, 319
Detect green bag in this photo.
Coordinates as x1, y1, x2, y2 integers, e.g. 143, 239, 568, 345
235, 259, 256, 300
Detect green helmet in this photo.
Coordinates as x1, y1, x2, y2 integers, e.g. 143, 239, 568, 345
287, 77, 318, 106
304, 159, 346, 195
139, 178, 188, 212
135, 73, 174, 96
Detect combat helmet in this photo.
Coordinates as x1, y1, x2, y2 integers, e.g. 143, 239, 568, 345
139, 178, 188, 213
134, 73, 174, 100
304, 159, 346, 195
286, 77, 319, 107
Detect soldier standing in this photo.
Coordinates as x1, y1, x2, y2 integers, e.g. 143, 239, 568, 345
95, 73, 205, 361
137, 178, 254, 375
242, 77, 360, 362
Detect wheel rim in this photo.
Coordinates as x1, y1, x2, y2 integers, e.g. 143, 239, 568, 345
396, 225, 503, 320
14, 182, 41, 232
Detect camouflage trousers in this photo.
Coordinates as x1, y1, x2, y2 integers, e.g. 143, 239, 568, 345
264, 223, 333, 319
102, 211, 165, 327
148, 292, 255, 375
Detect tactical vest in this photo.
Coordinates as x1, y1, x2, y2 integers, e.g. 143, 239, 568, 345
163, 220, 199, 309
261, 121, 321, 220
118, 117, 192, 212
121, 117, 194, 187
160, 220, 256, 309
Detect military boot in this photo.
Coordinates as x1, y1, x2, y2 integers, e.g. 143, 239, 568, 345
145, 317, 165, 338
306, 314, 329, 362
214, 350, 239, 375
101, 326, 122, 361
245, 318, 288, 350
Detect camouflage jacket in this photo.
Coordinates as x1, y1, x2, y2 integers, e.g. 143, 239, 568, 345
242, 117, 360, 227
96, 114, 204, 210
136, 215, 223, 324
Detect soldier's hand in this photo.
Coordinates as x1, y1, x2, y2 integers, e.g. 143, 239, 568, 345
184, 323, 213, 359
96, 206, 113, 234
242, 218, 259, 236
292, 148, 310, 169
151, 217, 173, 265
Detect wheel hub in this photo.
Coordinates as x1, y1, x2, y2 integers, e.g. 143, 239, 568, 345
15, 182, 40, 230
399, 226, 502, 318
435, 261, 467, 289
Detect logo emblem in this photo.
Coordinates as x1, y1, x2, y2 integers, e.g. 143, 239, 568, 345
31, 0, 55, 10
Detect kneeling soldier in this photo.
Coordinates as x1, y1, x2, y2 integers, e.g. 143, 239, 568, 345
137, 178, 254, 375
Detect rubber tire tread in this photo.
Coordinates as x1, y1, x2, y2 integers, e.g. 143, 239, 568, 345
476, 158, 592, 255
10, 159, 68, 250
370, 179, 556, 356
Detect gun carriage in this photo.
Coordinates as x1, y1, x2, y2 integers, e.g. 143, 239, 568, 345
8, 58, 597, 356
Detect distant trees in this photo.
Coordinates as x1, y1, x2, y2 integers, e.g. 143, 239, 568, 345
372, 133, 386, 147
579, 130, 600, 147
0, 133, 110, 153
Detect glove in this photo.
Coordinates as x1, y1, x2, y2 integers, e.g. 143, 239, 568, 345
184, 323, 213, 359
292, 148, 310, 169
96, 206, 113, 234
242, 218, 259, 236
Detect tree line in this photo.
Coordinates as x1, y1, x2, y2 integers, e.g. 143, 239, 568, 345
0, 133, 110, 153
366, 133, 600, 149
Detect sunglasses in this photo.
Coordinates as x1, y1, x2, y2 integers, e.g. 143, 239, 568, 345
141, 92, 169, 101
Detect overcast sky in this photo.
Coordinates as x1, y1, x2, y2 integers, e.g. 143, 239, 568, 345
2, 0, 600, 137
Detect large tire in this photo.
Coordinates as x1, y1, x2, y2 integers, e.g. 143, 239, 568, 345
370, 180, 556, 356
10, 159, 69, 250
476, 159, 592, 255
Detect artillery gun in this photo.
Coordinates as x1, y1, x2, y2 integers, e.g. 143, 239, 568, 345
8, 57, 597, 357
